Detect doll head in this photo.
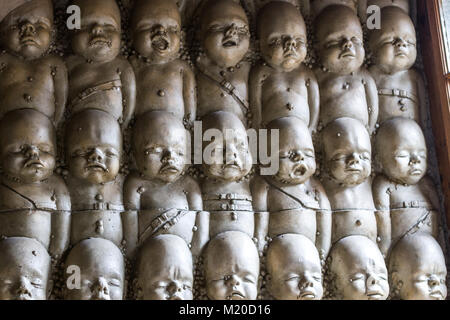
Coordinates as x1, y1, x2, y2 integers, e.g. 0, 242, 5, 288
369, 6, 417, 74
266, 117, 315, 185
328, 235, 389, 300
0, 109, 56, 184
0, 237, 51, 300
135, 234, 193, 300
64, 238, 125, 300
389, 234, 447, 300
200, 0, 250, 68
0, 0, 53, 60
66, 109, 122, 185
314, 5, 364, 75
322, 117, 371, 186
131, 0, 181, 64
202, 111, 253, 182
367, 0, 410, 14
266, 234, 323, 300
258, 2, 307, 72
71, 0, 121, 63
205, 231, 259, 300
311, 0, 358, 18
133, 111, 188, 183
375, 118, 427, 185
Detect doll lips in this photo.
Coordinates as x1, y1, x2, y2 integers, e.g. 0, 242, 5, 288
429, 291, 444, 299
366, 291, 384, 299
20, 37, 38, 46
298, 290, 316, 300
86, 162, 108, 172
160, 165, 179, 174
409, 168, 422, 175
223, 37, 238, 48
294, 164, 307, 176
152, 36, 169, 51
90, 37, 111, 47
17, 294, 32, 300
339, 50, 355, 59
228, 291, 245, 299
24, 160, 44, 168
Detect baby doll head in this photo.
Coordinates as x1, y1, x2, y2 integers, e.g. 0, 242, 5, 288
258, 1, 307, 72
133, 111, 188, 183
0, 0, 53, 60
66, 109, 122, 185
135, 234, 193, 300
200, 0, 250, 68
322, 117, 371, 186
266, 117, 315, 185
369, 6, 416, 74
0, 109, 56, 184
204, 231, 259, 300
64, 238, 125, 300
266, 234, 323, 300
314, 5, 364, 75
71, 0, 121, 63
375, 117, 427, 185
311, 0, 358, 18
0, 237, 51, 300
389, 234, 447, 300
202, 111, 253, 182
367, 0, 410, 14
131, 0, 181, 64
328, 235, 389, 300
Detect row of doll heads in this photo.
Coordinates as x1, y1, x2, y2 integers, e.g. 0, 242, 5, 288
0, 231, 444, 300
0, 0, 417, 73
0, 107, 429, 187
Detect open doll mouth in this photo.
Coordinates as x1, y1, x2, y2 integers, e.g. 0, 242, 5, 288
152, 36, 170, 52
222, 37, 238, 48
89, 37, 111, 47
293, 164, 308, 176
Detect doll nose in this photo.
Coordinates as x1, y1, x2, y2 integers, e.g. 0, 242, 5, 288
92, 277, 111, 300
15, 277, 32, 297
226, 275, 240, 287
428, 276, 440, 287
20, 22, 36, 35
162, 149, 176, 163
88, 148, 104, 162
394, 38, 407, 48
91, 24, 105, 35
342, 38, 353, 50
167, 281, 183, 295
225, 23, 238, 37
284, 37, 296, 51
409, 153, 421, 164
347, 153, 360, 165
152, 25, 167, 35
299, 275, 314, 289
25, 146, 40, 159
292, 151, 304, 162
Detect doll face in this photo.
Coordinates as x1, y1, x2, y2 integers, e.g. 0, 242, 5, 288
0, 115, 55, 184
65, 240, 124, 300
275, 125, 315, 185
206, 241, 259, 300
332, 241, 389, 300
371, 11, 416, 73
202, 2, 250, 68
138, 257, 193, 300
267, 238, 323, 300
71, 0, 121, 62
379, 123, 427, 185
67, 118, 121, 185
316, 11, 364, 74
0, 3, 52, 60
0, 239, 51, 300
396, 253, 447, 300
203, 126, 252, 182
324, 124, 371, 186
135, 124, 188, 183
132, 2, 181, 63
259, 13, 307, 71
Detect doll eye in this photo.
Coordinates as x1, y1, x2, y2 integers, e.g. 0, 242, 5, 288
208, 24, 224, 32
350, 274, 365, 282
325, 40, 339, 49
285, 275, 300, 282
304, 150, 315, 158
237, 26, 249, 36
72, 149, 86, 157
360, 152, 371, 161
243, 275, 256, 283
313, 274, 322, 281
295, 38, 306, 47
270, 38, 282, 47
168, 26, 179, 34
31, 278, 43, 288
109, 279, 121, 287
394, 151, 409, 158
332, 153, 346, 161
351, 37, 362, 45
